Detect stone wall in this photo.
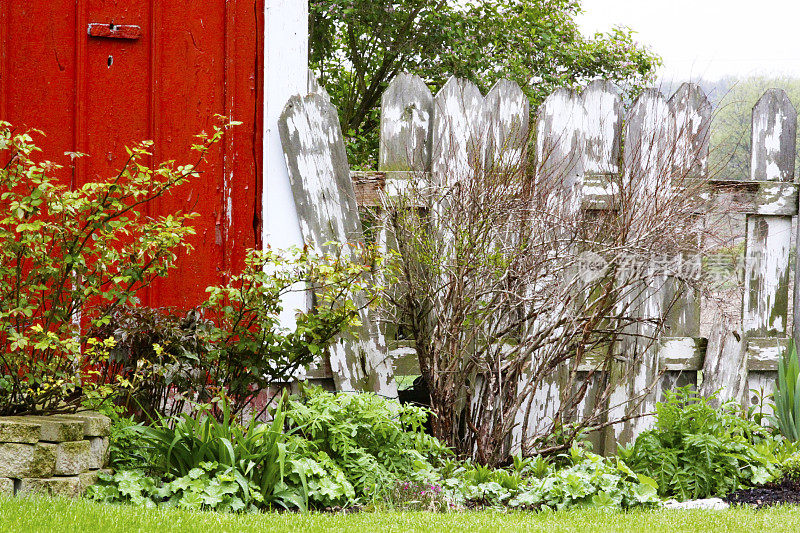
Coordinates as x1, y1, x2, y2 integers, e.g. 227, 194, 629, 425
0, 412, 110, 497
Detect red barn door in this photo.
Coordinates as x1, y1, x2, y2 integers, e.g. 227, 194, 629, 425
0, 0, 263, 309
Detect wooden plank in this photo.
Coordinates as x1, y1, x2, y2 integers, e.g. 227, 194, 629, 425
750, 89, 797, 182
512, 87, 586, 454
379, 73, 434, 173
535, 88, 586, 212
581, 80, 623, 175
659, 337, 707, 371
484, 79, 529, 170
431, 76, 486, 184
744, 88, 796, 412
709, 180, 798, 215
700, 312, 748, 407
278, 94, 398, 398
747, 337, 790, 371
657, 83, 711, 398
607, 89, 675, 450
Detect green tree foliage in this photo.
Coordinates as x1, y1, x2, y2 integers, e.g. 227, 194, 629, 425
309, 0, 661, 167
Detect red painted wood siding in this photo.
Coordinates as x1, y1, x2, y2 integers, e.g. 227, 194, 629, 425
0, 0, 264, 309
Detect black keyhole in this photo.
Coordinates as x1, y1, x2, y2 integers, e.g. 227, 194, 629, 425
109, 23, 116, 31
107, 55, 113, 68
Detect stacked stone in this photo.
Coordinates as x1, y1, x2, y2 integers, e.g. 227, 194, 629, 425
0, 412, 111, 497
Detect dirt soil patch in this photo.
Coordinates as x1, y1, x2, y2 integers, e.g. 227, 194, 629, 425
725, 477, 800, 508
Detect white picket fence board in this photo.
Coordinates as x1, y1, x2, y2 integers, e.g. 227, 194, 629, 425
743, 89, 796, 410
278, 93, 397, 398
431, 76, 487, 185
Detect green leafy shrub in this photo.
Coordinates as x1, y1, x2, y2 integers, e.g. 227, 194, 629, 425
132, 393, 313, 510
431, 447, 658, 511
0, 120, 228, 415
93, 245, 379, 420
618, 387, 777, 500
775, 341, 800, 441
284, 386, 449, 498
88, 463, 250, 512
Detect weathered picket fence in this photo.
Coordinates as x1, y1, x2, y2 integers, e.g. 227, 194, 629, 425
279, 73, 800, 451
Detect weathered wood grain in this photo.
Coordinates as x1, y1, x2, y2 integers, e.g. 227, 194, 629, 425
512, 88, 585, 453
279, 94, 397, 398
744, 89, 796, 412
431, 76, 486, 185
484, 79, 529, 170
535, 88, 586, 212
607, 89, 676, 450
750, 89, 796, 182
379, 73, 434, 173
657, 83, 711, 398
700, 312, 748, 407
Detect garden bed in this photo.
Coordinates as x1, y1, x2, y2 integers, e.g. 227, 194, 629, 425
726, 477, 800, 508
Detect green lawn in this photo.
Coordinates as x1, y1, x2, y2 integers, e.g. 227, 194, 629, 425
2, 497, 800, 533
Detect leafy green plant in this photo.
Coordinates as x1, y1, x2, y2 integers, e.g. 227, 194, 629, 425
430, 446, 658, 511
618, 387, 778, 500
199, 245, 379, 418
775, 341, 800, 442
94, 245, 380, 420
0, 120, 230, 415
284, 386, 450, 499
87, 463, 250, 512
132, 393, 309, 510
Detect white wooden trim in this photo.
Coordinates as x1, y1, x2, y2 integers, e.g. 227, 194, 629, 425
263, 0, 309, 324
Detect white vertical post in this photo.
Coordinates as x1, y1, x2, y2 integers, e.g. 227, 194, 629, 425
263, 0, 309, 324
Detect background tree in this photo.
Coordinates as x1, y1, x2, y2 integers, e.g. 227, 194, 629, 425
309, 0, 661, 168
702, 76, 800, 181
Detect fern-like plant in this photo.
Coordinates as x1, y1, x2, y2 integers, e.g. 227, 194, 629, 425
775, 341, 800, 442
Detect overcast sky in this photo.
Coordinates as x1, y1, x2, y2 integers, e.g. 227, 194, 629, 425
577, 0, 800, 82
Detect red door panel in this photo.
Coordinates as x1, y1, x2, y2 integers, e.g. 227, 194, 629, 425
0, 0, 263, 310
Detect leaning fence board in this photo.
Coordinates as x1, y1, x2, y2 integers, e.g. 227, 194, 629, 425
743, 89, 796, 410
278, 94, 398, 398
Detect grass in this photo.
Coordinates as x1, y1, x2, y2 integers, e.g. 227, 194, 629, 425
2, 497, 800, 533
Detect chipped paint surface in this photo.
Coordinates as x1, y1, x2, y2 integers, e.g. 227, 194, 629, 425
432, 77, 486, 184
581, 80, 623, 174
279, 94, 398, 398
750, 89, 797, 182
379, 74, 434, 173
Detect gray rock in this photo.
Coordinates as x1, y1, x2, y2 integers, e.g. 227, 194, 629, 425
88, 436, 110, 469
0, 418, 41, 444
12, 416, 84, 443
0, 478, 14, 496
54, 440, 93, 476
17, 476, 83, 498
59, 412, 111, 438
663, 498, 729, 510
0, 443, 55, 478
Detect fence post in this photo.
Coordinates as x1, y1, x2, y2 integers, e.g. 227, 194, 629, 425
576, 80, 624, 453
278, 93, 398, 398
742, 89, 797, 411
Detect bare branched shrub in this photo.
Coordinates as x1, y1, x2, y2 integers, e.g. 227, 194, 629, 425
382, 90, 729, 465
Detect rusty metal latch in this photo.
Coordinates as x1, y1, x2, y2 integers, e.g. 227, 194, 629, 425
87, 23, 142, 40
